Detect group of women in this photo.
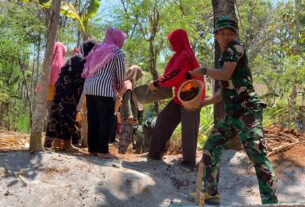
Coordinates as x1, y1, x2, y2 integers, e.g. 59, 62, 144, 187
44, 27, 201, 163
41, 16, 278, 203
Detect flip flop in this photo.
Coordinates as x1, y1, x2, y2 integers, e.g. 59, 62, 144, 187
62, 146, 81, 153
97, 153, 118, 160
88, 152, 98, 157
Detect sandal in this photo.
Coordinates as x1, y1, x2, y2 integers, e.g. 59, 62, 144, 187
52, 138, 63, 149
97, 153, 118, 160
88, 152, 98, 157
62, 146, 81, 153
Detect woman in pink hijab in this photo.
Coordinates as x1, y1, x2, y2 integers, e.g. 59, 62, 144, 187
49, 42, 68, 85
82, 27, 127, 159
47, 42, 67, 101
44, 41, 67, 148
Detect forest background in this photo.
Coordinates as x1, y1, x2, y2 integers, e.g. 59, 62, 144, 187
0, 0, 304, 149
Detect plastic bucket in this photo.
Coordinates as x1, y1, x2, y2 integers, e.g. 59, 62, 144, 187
178, 79, 204, 111
134, 84, 173, 104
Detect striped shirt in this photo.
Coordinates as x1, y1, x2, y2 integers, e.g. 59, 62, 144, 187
83, 49, 125, 98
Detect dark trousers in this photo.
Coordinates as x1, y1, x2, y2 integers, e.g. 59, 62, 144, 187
109, 114, 118, 143
148, 100, 200, 165
86, 95, 115, 153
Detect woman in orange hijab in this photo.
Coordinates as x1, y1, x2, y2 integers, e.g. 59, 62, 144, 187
148, 29, 205, 170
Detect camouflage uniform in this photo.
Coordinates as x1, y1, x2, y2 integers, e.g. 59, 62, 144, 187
202, 40, 278, 204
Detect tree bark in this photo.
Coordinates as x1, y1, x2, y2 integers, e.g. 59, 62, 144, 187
29, 0, 61, 152
146, 7, 161, 113
212, 0, 237, 123
212, 0, 242, 151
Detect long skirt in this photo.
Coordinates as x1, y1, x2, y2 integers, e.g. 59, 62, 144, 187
46, 69, 84, 141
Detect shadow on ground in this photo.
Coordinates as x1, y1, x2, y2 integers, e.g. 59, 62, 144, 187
0, 148, 304, 207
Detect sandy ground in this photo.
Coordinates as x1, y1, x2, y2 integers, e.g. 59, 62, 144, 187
0, 146, 305, 207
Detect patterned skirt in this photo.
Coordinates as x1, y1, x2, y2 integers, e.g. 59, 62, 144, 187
46, 70, 84, 140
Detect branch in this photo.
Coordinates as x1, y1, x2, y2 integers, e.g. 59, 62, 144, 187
18, 59, 32, 109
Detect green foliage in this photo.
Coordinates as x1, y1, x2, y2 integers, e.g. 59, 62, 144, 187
0, 1, 45, 131
38, 0, 52, 7
107, 0, 212, 76
59, 0, 101, 37
1, 0, 304, 135
86, 0, 101, 19
197, 105, 214, 148
22, 0, 101, 38
15, 114, 30, 133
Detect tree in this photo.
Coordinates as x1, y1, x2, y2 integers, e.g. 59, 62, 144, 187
212, 0, 243, 150
29, 0, 61, 152
211, 0, 237, 122
57, 0, 101, 41
116, 0, 210, 112
0, 1, 47, 131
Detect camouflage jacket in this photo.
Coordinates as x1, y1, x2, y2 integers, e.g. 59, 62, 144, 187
217, 40, 261, 117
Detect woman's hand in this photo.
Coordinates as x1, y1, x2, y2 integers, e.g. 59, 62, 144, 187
189, 67, 202, 77
127, 117, 134, 125
127, 116, 137, 125
148, 80, 158, 94
115, 96, 122, 112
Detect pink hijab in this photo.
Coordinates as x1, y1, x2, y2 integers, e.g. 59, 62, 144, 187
49, 42, 67, 86
82, 27, 127, 78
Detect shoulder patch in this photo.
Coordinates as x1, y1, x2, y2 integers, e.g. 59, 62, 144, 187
227, 47, 235, 56
234, 45, 244, 56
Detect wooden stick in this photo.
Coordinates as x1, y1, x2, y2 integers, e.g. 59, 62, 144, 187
196, 162, 204, 205
199, 192, 205, 207
278, 132, 300, 143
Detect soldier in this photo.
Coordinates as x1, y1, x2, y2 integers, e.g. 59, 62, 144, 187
190, 16, 278, 204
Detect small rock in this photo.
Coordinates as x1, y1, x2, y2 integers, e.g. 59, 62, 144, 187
112, 164, 119, 168
4, 190, 11, 196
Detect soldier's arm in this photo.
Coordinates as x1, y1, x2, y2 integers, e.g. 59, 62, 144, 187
201, 89, 222, 107
189, 63, 236, 80
205, 62, 237, 81
205, 45, 244, 80
190, 45, 244, 81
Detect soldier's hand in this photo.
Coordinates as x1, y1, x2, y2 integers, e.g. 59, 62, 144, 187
200, 100, 208, 108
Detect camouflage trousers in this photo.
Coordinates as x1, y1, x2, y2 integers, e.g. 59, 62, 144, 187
201, 108, 278, 204
118, 119, 133, 154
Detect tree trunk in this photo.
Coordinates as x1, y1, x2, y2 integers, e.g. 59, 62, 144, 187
212, 0, 242, 151
148, 8, 160, 114
29, 0, 61, 153
212, 0, 237, 123
149, 40, 160, 113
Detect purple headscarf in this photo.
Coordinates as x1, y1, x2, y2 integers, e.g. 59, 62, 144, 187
82, 27, 127, 78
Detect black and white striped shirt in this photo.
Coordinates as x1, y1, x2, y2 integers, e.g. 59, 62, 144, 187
83, 49, 125, 98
